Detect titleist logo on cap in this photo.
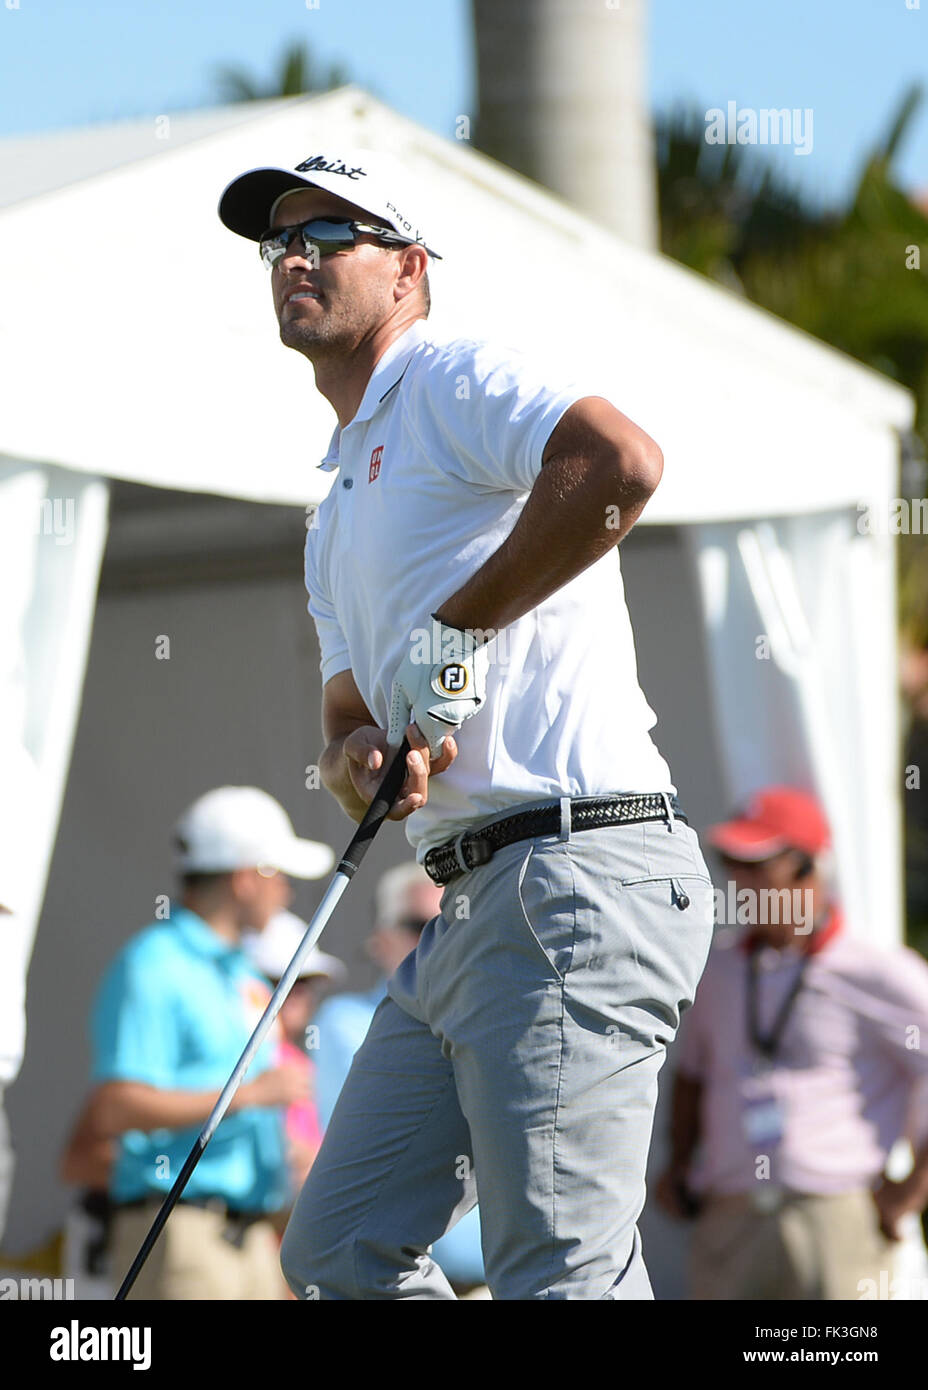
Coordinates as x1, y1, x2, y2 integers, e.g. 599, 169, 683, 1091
295, 155, 367, 179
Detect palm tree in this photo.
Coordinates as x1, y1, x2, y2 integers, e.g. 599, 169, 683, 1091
214, 40, 350, 104
656, 87, 928, 457
655, 103, 821, 286
658, 86, 928, 944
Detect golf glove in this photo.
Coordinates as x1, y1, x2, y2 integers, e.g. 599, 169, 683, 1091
388, 615, 493, 757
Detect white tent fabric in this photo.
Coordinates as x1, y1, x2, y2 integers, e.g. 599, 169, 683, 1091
0, 461, 108, 1086
685, 509, 900, 950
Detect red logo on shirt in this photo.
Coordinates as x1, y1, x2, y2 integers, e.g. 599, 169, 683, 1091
369, 446, 383, 483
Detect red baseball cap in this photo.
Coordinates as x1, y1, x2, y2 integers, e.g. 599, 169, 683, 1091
706, 786, 831, 861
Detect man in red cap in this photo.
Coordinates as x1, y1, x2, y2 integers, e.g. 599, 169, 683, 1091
656, 786, 928, 1300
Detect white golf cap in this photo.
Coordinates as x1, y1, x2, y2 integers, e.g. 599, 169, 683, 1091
172, 787, 335, 879
217, 146, 442, 258
244, 910, 347, 983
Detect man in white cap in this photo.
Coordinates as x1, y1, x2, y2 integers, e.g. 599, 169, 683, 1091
68, 787, 334, 1300
218, 149, 714, 1299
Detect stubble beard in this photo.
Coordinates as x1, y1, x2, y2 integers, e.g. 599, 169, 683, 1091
278, 273, 390, 359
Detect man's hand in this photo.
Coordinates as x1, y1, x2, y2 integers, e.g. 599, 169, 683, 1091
343, 721, 457, 821
237, 1064, 311, 1111
654, 1164, 701, 1220
872, 1173, 928, 1241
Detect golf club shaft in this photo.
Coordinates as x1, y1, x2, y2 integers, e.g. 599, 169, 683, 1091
114, 736, 411, 1300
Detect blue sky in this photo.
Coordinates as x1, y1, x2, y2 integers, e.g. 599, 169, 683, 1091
0, 0, 924, 210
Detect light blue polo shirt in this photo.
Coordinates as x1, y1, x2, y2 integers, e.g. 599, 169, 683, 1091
91, 906, 287, 1212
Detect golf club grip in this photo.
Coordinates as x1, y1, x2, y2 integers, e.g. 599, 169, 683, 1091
337, 736, 411, 876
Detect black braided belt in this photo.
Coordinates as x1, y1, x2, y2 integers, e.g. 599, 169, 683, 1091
423, 793, 688, 887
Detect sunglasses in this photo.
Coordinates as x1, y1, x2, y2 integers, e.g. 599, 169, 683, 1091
259, 217, 418, 269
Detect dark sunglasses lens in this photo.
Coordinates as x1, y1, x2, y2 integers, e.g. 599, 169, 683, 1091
307, 220, 356, 241
261, 220, 358, 268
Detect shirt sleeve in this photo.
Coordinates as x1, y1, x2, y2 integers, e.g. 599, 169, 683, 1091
411, 338, 596, 496
90, 947, 181, 1090
304, 522, 352, 684
854, 947, 928, 1084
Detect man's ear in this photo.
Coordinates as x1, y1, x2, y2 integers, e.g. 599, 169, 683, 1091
394, 244, 428, 301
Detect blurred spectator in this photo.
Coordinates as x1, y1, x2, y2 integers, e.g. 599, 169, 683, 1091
243, 911, 345, 1200
61, 786, 334, 1300
656, 786, 928, 1299
313, 862, 487, 1295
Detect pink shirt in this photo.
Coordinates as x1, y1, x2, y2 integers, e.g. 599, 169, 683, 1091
278, 1040, 323, 1157
675, 914, 928, 1195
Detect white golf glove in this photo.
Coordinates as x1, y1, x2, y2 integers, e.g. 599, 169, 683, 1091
388, 615, 493, 758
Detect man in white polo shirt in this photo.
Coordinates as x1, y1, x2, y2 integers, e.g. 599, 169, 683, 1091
218, 148, 715, 1299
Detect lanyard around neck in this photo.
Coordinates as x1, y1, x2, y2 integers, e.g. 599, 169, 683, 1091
747, 948, 811, 1061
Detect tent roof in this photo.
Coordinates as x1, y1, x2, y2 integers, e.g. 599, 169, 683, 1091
0, 99, 295, 210
0, 86, 913, 523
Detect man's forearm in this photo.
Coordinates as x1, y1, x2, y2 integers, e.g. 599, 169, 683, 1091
433, 444, 660, 634
669, 1072, 703, 1171
91, 1081, 254, 1136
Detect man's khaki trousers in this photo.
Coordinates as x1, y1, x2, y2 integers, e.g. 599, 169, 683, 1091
688, 1189, 897, 1300
110, 1201, 288, 1300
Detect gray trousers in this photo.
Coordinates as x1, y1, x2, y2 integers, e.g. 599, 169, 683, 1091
281, 803, 714, 1299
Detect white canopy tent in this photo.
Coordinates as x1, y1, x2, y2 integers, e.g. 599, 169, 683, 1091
0, 88, 914, 1284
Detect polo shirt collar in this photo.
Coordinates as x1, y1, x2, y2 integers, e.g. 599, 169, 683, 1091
172, 905, 246, 963
318, 318, 432, 472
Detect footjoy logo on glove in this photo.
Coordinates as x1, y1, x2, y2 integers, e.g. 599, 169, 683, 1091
437, 663, 469, 695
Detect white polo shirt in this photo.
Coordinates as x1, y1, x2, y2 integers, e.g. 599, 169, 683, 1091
304, 318, 674, 861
